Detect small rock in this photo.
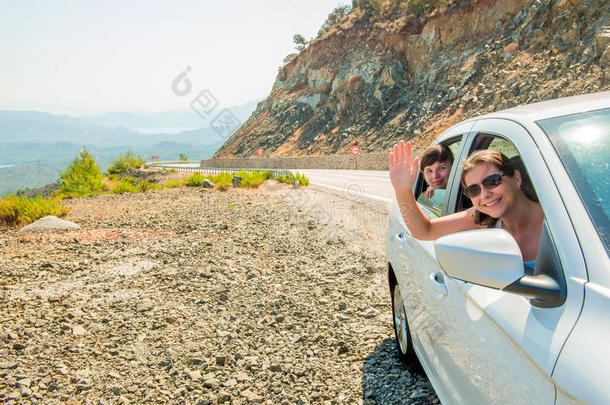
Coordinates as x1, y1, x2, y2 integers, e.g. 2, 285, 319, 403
218, 391, 231, 402
7, 391, 21, 401
235, 371, 251, 382
203, 377, 220, 389
12, 343, 25, 351
136, 300, 154, 312
215, 355, 227, 366
503, 42, 519, 54
19, 385, 32, 397
232, 176, 242, 187
186, 369, 202, 381
72, 325, 87, 336
67, 308, 85, 319
241, 389, 262, 403
0, 362, 18, 370
360, 308, 378, 319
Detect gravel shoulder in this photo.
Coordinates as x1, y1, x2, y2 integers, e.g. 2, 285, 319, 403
0, 181, 438, 404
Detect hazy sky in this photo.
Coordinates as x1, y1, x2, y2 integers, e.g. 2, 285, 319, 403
0, 0, 346, 115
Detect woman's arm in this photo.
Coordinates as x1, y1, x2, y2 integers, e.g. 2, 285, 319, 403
390, 141, 476, 240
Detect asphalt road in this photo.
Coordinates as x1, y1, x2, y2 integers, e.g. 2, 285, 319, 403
152, 163, 395, 205
293, 169, 394, 204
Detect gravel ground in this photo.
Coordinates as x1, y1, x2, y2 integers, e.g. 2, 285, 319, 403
0, 181, 438, 404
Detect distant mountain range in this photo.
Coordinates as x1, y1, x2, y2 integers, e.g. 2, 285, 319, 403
80, 99, 260, 130
0, 98, 260, 151
0, 99, 260, 195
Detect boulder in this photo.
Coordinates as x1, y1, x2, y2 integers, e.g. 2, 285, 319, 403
18, 216, 80, 233
202, 179, 215, 188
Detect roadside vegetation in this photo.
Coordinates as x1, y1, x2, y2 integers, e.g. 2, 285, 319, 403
1, 146, 310, 227
107, 150, 146, 175
58, 147, 105, 197
0, 194, 71, 227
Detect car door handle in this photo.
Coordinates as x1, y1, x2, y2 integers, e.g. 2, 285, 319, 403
430, 271, 448, 297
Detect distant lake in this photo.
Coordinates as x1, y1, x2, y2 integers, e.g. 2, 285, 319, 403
0, 164, 15, 169
134, 127, 200, 134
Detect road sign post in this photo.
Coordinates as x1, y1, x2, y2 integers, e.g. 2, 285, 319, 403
350, 146, 360, 170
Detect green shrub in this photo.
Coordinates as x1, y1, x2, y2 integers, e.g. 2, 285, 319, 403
122, 176, 138, 185
179, 153, 188, 161
59, 147, 104, 197
240, 170, 269, 188
318, 5, 351, 37
0, 195, 71, 227
110, 179, 139, 194
107, 173, 118, 181
210, 172, 233, 191
185, 172, 205, 187
137, 180, 150, 192
107, 150, 146, 175
293, 34, 308, 51
275, 172, 295, 184
273, 171, 309, 186
148, 183, 162, 190
163, 179, 185, 189
294, 172, 310, 186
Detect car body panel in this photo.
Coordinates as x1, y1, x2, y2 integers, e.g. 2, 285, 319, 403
553, 282, 610, 405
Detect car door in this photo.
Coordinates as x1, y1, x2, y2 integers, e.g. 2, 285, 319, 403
393, 123, 470, 393
421, 118, 587, 404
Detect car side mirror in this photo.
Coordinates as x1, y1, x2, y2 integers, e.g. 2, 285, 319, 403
434, 229, 564, 307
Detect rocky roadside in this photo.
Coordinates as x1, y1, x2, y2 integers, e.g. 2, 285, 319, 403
0, 182, 438, 404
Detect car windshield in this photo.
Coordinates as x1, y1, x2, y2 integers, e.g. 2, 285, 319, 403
537, 107, 610, 256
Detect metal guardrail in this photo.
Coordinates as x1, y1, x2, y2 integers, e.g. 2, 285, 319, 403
147, 165, 294, 180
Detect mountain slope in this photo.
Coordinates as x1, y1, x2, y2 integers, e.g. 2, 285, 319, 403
214, 0, 609, 158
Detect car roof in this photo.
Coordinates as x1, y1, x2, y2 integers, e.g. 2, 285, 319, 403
466, 91, 610, 124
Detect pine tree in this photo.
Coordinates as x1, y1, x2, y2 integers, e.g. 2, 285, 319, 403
107, 150, 146, 174
60, 147, 104, 196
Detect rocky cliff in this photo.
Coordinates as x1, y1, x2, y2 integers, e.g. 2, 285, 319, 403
215, 0, 609, 158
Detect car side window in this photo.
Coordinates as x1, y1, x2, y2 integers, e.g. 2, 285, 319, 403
415, 136, 463, 217
488, 137, 519, 159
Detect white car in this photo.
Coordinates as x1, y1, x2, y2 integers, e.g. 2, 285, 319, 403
386, 91, 610, 404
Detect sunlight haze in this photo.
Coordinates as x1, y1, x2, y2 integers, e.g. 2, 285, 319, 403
0, 0, 345, 115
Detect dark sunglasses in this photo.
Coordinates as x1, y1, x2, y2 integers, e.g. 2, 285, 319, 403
463, 173, 506, 198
